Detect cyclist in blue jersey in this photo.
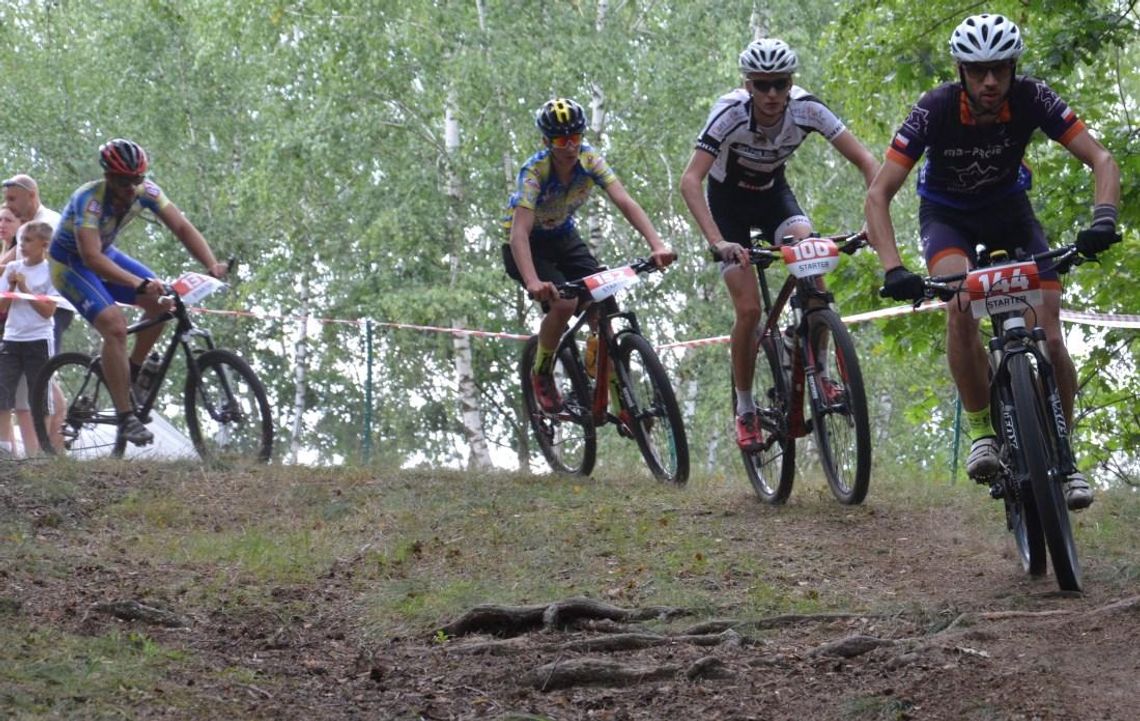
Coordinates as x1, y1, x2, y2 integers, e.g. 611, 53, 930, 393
49, 139, 228, 446
504, 98, 676, 413
866, 14, 1121, 509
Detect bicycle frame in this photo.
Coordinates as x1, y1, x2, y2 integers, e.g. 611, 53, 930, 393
555, 293, 644, 426
127, 291, 218, 419
749, 233, 866, 439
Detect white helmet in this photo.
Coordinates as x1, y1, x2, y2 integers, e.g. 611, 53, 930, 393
739, 38, 798, 75
949, 14, 1024, 63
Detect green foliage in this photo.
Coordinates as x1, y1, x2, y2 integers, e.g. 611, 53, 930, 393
0, 1, 1136, 480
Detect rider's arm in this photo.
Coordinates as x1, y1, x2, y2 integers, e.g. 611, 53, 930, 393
156, 203, 227, 279
863, 157, 912, 271
830, 130, 881, 188
76, 227, 150, 289
602, 179, 674, 268
679, 149, 725, 250
1063, 129, 1121, 209
507, 206, 556, 302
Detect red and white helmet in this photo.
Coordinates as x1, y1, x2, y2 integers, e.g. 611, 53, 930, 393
99, 138, 149, 176
949, 14, 1024, 63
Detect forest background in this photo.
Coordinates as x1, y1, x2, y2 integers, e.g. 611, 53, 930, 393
0, 0, 1136, 485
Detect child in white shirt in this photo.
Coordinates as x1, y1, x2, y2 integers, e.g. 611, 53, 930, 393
0, 221, 56, 456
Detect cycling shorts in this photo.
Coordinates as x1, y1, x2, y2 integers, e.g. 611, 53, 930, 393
502, 227, 603, 286
920, 193, 1059, 284
707, 175, 811, 247
49, 246, 156, 324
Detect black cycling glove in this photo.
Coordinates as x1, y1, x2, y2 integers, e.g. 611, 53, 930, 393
1075, 225, 1121, 258
880, 266, 926, 301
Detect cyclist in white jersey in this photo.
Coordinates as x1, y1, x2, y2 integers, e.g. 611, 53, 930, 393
681, 38, 879, 450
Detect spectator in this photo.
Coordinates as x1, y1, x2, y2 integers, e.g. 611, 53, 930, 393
3, 174, 71, 352
0, 222, 56, 456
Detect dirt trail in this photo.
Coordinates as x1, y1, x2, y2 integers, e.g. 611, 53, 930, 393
3, 468, 1138, 720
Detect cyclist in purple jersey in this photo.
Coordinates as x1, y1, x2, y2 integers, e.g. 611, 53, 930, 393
867, 14, 1121, 509
48, 139, 228, 446
681, 38, 879, 450
504, 98, 675, 413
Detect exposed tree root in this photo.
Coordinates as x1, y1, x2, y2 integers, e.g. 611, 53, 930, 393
437, 597, 690, 639
90, 599, 190, 628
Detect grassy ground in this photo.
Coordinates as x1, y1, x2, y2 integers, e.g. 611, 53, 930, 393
2, 458, 1138, 719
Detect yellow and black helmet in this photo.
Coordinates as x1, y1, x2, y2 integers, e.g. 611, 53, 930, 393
535, 98, 587, 137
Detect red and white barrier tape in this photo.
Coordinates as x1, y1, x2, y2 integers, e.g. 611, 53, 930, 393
0, 290, 77, 313
8, 289, 1137, 346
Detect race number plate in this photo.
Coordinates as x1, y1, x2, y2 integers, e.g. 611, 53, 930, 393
583, 266, 639, 301
965, 261, 1042, 319
171, 271, 227, 305
780, 238, 840, 278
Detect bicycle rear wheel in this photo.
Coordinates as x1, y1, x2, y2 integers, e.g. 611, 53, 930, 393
184, 349, 273, 464
520, 336, 596, 476
1008, 354, 1081, 591
808, 310, 871, 505
31, 352, 125, 459
737, 333, 795, 504
617, 333, 689, 485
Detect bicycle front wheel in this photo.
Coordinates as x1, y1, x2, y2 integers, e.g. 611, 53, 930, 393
31, 352, 125, 459
737, 333, 795, 504
1008, 353, 1080, 591
520, 336, 596, 476
994, 387, 1046, 577
617, 334, 689, 485
808, 310, 871, 505
184, 349, 273, 464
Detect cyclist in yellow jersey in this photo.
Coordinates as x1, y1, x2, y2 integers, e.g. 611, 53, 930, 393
504, 98, 676, 412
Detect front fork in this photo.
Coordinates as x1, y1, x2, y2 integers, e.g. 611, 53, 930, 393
783, 285, 837, 438
989, 324, 1078, 506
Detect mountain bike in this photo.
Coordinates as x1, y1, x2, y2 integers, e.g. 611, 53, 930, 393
727, 231, 872, 505
30, 271, 273, 463
913, 243, 1086, 592
520, 258, 689, 484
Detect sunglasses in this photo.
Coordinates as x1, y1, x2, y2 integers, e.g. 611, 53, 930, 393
108, 174, 146, 187
750, 78, 791, 93
962, 62, 1013, 81
548, 133, 583, 149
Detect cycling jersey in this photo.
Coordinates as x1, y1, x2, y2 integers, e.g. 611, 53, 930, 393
887, 77, 1084, 210
503, 144, 617, 237
695, 86, 846, 192
50, 178, 171, 262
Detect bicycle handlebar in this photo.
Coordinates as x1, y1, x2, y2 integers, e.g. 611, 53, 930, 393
916, 244, 1084, 305
709, 231, 868, 265
554, 257, 661, 299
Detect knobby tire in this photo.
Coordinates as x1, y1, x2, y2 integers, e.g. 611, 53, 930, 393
185, 349, 274, 464
1008, 354, 1081, 591
31, 352, 126, 459
737, 333, 795, 504
520, 336, 596, 476
617, 333, 689, 485
808, 310, 871, 505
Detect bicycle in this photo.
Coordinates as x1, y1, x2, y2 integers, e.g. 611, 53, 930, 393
912, 243, 1087, 592
519, 258, 689, 484
30, 271, 273, 463
727, 231, 872, 505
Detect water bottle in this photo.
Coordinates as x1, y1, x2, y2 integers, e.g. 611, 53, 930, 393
136, 352, 162, 394
584, 333, 599, 379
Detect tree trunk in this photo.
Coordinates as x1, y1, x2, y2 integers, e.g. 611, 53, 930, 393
289, 276, 310, 465
445, 91, 493, 470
